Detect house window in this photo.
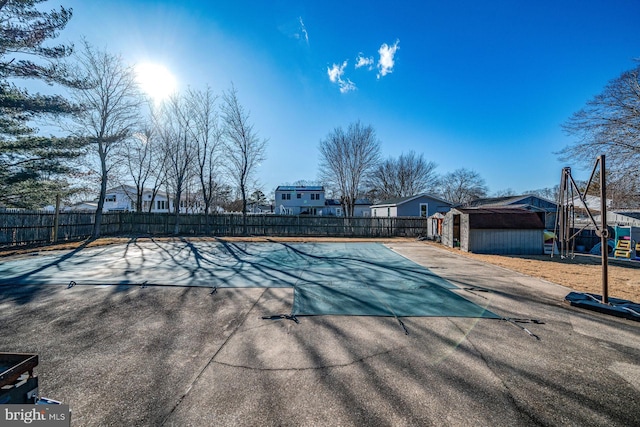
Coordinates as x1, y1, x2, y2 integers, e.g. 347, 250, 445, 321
297, 193, 301, 199
311, 193, 320, 200
105, 195, 116, 202
281, 193, 291, 200
420, 203, 429, 218
157, 200, 167, 210
387, 207, 390, 217
336, 207, 342, 217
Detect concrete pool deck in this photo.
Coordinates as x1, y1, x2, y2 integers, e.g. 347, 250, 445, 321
1, 240, 639, 426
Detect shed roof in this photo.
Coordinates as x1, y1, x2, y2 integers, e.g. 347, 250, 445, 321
455, 207, 545, 229
465, 194, 556, 210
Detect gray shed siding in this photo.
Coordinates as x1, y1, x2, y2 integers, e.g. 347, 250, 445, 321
468, 229, 544, 254
442, 208, 545, 254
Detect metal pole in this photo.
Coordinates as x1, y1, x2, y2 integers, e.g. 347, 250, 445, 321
599, 155, 608, 304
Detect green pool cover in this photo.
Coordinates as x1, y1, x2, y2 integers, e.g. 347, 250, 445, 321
292, 281, 498, 318
258, 242, 498, 319
0, 241, 499, 319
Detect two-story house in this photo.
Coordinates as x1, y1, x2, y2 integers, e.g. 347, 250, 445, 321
275, 185, 325, 215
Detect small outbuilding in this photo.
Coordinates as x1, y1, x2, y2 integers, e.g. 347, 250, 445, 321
442, 207, 546, 255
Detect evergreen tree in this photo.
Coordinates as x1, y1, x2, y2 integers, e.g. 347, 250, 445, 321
0, 0, 84, 208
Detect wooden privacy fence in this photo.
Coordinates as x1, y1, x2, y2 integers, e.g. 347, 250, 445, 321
0, 211, 428, 248
0, 211, 120, 248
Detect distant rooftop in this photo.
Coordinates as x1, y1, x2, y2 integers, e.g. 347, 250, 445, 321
275, 185, 324, 192
465, 194, 555, 208
613, 211, 640, 220
325, 198, 372, 206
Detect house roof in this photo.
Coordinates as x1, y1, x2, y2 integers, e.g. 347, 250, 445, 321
276, 185, 324, 192
106, 184, 137, 194
325, 198, 372, 206
105, 185, 169, 198
613, 211, 640, 220
465, 194, 556, 209
371, 193, 452, 208
454, 207, 545, 229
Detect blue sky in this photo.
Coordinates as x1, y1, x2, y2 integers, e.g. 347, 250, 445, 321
59, 0, 640, 197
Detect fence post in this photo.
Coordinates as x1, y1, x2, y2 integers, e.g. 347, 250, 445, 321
52, 193, 60, 243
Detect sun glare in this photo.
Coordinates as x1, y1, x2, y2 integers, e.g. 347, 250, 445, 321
135, 62, 177, 102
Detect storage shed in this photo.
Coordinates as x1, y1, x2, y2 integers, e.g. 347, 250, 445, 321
464, 194, 557, 229
442, 207, 546, 254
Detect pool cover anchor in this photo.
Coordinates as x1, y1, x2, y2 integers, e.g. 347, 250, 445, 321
262, 314, 300, 324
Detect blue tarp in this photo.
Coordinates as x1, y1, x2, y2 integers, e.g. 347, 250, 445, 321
565, 292, 640, 321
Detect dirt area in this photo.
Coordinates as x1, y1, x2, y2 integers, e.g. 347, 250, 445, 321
2, 236, 639, 302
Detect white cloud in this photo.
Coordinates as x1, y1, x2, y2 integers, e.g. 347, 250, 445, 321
327, 61, 346, 83
377, 39, 400, 78
279, 16, 309, 46
327, 61, 356, 93
355, 53, 374, 70
339, 78, 356, 93
298, 17, 309, 44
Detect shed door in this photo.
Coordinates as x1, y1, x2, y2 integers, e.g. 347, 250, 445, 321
453, 214, 461, 246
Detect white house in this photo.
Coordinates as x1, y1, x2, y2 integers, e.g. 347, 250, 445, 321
102, 185, 201, 213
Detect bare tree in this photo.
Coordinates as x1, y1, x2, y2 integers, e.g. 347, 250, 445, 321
524, 186, 559, 202
561, 61, 640, 172
319, 121, 381, 216
186, 87, 223, 225
114, 126, 156, 212
368, 151, 438, 201
221, 85, 267, 219
68, 41, 140, 238
560, 62, 640, 207
438, 168, 488, 205
492, 188, 516, 197
155, 93, 197, 234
